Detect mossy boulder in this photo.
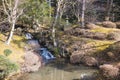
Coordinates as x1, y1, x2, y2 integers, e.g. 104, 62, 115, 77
107, 31, 120, 41
102, 21, 116, 28
99, 64, 120, 79
82, 56, 98, 66
70, 51, 85, 64
85, 23, 99, 29
21, 51, 42, 73
70, 51, 98, 66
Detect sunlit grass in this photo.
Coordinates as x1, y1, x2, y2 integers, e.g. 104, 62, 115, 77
0, 34, 26, 63
91, 26, 120, 34
88, 39, 115, 52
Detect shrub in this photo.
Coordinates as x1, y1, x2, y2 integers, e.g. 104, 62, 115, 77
4, 49, 12, 57
53, 48, 59, 56
0, 55, 19, 79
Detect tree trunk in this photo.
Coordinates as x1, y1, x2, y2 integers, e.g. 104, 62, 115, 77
49, 0, 51, 18
52, 10, 59, 47
6, 22, 15, 45
52, 0, 63, 47
52, 27, 57, 47
81, 0, 85, 27
6, 0, 19, 45
105, 0, 113, 21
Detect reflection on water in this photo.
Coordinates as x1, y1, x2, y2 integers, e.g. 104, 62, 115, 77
18, 59, 98, 80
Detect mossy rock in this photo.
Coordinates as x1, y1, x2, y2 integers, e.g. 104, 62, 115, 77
91, 27, 118, 34
85, 23, 100, 29
107, 31, 120, 41
102, 21, 116, 28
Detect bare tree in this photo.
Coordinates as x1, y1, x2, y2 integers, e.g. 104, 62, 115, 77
71, 0, 81, 24
81, 0, 85, 27
52, 0, 64, 47
2, 0, 23, 45
105, 0, 113, 21
48, 0, 52, 18
66, 0, 85, 26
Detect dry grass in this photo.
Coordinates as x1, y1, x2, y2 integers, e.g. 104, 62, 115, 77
91, 27, 120, 34
0, 34, 26, 63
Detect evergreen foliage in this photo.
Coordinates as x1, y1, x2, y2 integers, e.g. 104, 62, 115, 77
4, 49, 12, 57
0, 55, 19, 79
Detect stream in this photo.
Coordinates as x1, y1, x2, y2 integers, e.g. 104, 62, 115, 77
17, 59, 98, 80
16, 34, 98, 80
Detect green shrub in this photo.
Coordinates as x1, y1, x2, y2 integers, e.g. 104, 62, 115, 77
4, 49, 12, 56
53, 48, 59, 56
0, 55, 19, 79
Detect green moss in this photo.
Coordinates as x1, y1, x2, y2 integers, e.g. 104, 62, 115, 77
87, 39, 115, 55
95, 41, 113, 51
91, 27, 119, 34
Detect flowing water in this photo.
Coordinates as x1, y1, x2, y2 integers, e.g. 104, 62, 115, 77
17, 59, 98, 80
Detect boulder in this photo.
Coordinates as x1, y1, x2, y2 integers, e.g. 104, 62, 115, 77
92, 32, 107, 40
99, 64, 119, 78
85, 23, 99, 29
21, 51, 42, 72
107, 31, 120, 41
70, 51, 98, 66
82, 56, 98, 66
102, 21, 116, 28
70, 51, 85, 64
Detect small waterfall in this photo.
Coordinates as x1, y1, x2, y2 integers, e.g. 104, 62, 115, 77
25, 33, 55, 64
39, 48, 55, 63
25, 33, 33, 39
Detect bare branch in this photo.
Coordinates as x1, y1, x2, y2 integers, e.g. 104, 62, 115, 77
2, 0, 10, 17
16, 9, 24, 19
4, 0, 9, 7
